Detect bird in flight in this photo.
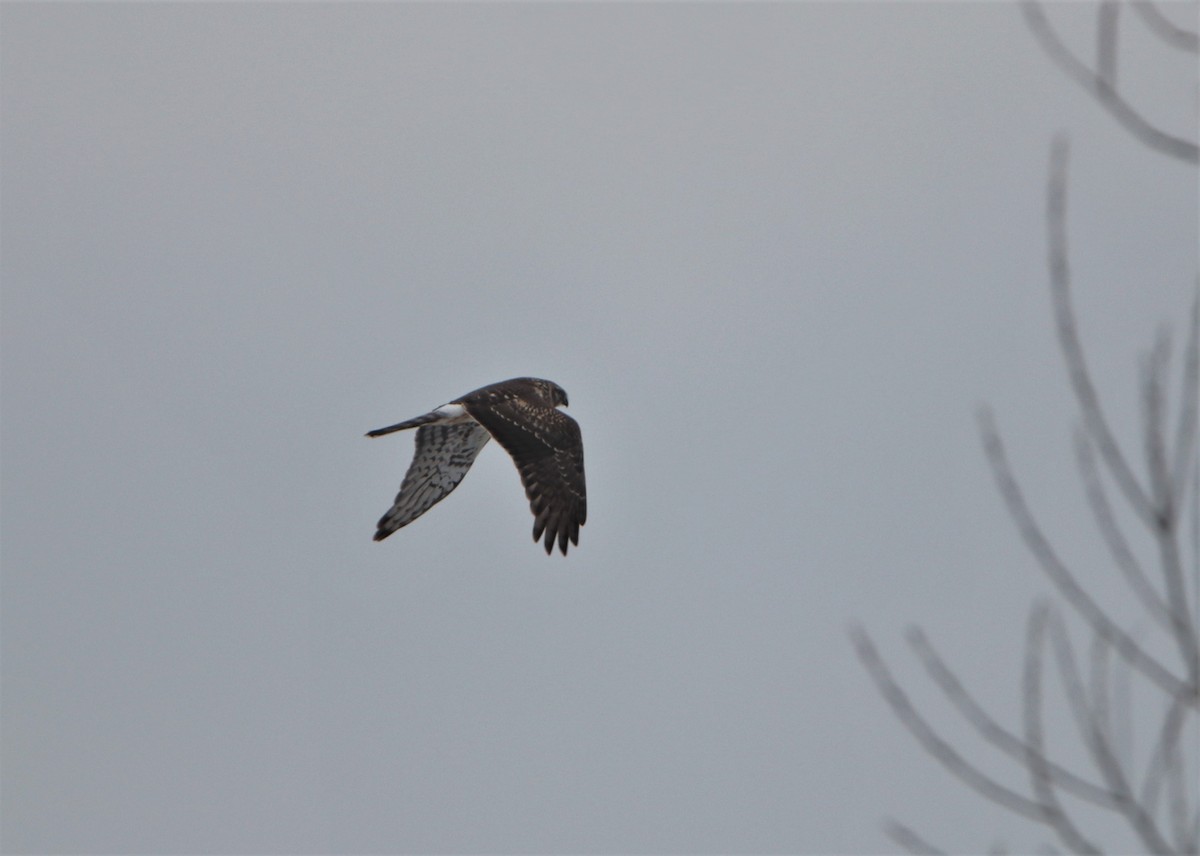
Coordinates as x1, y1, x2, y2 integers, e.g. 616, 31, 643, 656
366, 377, 586, 555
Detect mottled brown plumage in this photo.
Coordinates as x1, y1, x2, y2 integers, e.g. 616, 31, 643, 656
367, 378, 586, 555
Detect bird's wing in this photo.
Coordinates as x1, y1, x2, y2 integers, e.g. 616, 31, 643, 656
373, 422, 491, 541
463, 397, 586, 555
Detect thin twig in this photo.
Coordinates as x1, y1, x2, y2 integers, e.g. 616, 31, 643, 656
1088, 628, 1114, 766
1074, 427, 1177, 636
1024, 603, 1105, 854
850, 624, 1055, 823
1141, 693, 1192, 821
1045, 135, 1158, 526
1131, 1, 1200, 52
1156, 518, 1200, 689
979, 406, 1191, 702
1143, 331, 1173, 520
1096, 1, 1120, 88
1165, 715, 1191, 854
1109, 627, 1135, 777
1022, 3, 1199, 163
1192, 433, 1200, 665
907, 626, 1122, 810
1045, 610, 1175, 854
1173, 292, 1199, 521
884, 818, 948, 856
1140, 335, 1200, 686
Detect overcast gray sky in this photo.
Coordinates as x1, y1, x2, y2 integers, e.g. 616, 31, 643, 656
2, 2, 1197, 853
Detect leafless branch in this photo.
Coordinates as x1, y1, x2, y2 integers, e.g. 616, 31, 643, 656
1074, 427, 1177, 636
1191, 429, 1200, 648
1143, 331, 1173, 518
1141, 693, 1192, 823
1087, 629, 1115, 764
1164, 708, 1192, 852
1096, 1, 1120, 87
1130, 1, 1200, 52
1110, 633, 1135, 776
883, 818, 947, 856
1046, 135, 1158, 525
1173, 293, 1199, 519
1157, 516, 1199, 689
1024, 603, 1105, 854
979, 406, 1192, 702
850, 624, 1055, 823
1142, 331, 1200, 687
1022, 2, 1199, 163
854, 12, 1198, 847
907, 626, 1121, 811
1044, 610, 1175, 853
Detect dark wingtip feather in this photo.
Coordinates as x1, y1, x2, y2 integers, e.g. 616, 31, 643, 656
531, 511, 580, 555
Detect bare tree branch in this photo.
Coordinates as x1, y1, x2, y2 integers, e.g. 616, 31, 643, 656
1042, 135, 1200, 701
1022, 3, 1199, 163
883, 818, 948, 856
1096, 1, 1121, 87
1074, 427, 1177, 636
1143, 331, 1173, 519
1138, 333, 1200, 688
1191, 426, 1200, 655
1140, 693, 1192, 824
1173, 293, 1199, 519
853, 12, 1198, 848
1045, 610, 1175, 853
1165, 711, 1191, 853
1045, 135, 1159, 525
1130, 1, 1200, 52
979, 406, 1192, 702
1110, 633, 1135, 778
907, 626, 1122, 811
1024, 604, 1105, 854
1087, 628, 1115, 767
850, 624, 1056, 823
1157, 518, 1199, 688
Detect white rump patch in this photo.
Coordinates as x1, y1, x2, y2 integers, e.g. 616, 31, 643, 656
433, 403, 472, 423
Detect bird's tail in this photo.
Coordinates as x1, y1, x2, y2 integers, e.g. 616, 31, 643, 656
365, 411, 442, 438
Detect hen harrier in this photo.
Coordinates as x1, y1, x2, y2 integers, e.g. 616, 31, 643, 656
366, 377, 586, 555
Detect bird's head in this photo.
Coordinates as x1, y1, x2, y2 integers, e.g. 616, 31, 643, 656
523, 377, 569, 408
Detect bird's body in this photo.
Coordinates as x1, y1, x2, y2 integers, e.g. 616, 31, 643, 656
367, 377, 586, 555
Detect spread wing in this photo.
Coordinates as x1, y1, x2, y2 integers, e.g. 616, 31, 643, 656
373, 422, 491, 541
463, 397, 586, 555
